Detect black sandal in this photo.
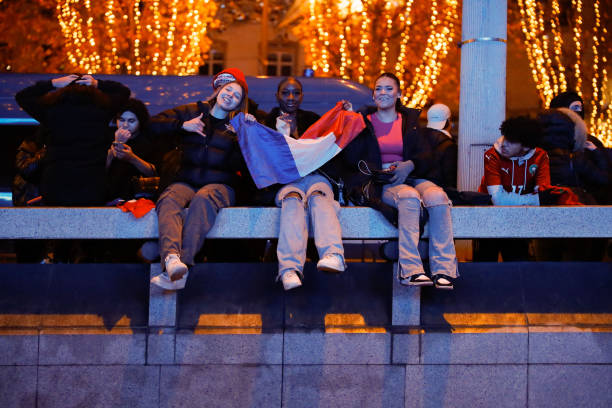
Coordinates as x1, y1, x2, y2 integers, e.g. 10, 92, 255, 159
400, 273, 433, 287
433, 274, 454, 290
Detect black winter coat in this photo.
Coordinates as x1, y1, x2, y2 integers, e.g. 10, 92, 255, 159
539, 110, 607, 198
106, 130, 162, 201
413, 127, 457, 189
15, 80, 130, 205
263, 107, 321, 138
150, 101, 244, 191
339, 105, 422, 223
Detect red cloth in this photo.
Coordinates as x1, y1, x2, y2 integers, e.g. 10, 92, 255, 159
300, 102, 365, 148
540, 186, 584, 205
118, 198, 156, 218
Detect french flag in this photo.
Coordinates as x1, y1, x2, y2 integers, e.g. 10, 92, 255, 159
230, 102, 365, 189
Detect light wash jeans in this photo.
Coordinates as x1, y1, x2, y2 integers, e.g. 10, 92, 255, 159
382, 179, 458, 279
156, 182, 235, 267
275, 173, 344, 279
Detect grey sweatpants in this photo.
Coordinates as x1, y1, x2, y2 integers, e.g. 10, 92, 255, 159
156, 182, 235, 266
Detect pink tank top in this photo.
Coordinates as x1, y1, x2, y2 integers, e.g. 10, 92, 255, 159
369, 113, 403, 164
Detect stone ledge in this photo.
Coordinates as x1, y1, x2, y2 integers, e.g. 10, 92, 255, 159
1, 205, 611, 239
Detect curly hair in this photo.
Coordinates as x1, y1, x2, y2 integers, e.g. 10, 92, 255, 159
499, 116, 543, 149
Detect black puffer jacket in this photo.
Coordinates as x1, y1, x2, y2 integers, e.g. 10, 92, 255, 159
150, 101, 244, 190
15, 80, 130, 205
12, 132, 45, 206
414, 127, 457, 189
539, 108, 607, 196
339, 105, 421, 223
106, 130, 162, 201
263, 107, 321, 137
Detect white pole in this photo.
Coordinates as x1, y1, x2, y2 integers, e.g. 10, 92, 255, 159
458, 0, 508, 191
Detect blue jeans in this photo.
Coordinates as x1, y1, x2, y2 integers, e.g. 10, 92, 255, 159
382, 180, 458, 278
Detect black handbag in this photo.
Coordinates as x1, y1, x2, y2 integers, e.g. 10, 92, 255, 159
443, 187, 492, 206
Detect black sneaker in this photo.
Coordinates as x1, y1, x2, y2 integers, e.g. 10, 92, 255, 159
433, 274, 454, 290
400, 273, 433, 287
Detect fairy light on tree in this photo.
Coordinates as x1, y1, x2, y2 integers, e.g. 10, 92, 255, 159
56, 0, 219, 75
289, 0, 459, 108
517, 0, 611, 146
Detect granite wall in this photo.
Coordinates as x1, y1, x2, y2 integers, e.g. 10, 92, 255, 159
1, 262, 611, 407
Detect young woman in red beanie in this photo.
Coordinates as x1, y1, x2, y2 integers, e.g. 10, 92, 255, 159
149, 69, 249, 290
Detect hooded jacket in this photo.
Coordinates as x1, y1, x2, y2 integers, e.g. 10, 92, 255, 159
15, 79, 130, 205
479, 137, 550, 205
539, 108, 607, 193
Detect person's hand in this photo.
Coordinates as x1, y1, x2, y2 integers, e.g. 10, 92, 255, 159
584, 140, 597, 151
276, 116, 291, 137
244, 113, 257, 123
51, 75, 80, 88
182, 113, 206, 137
75, 74, 98, 88
389, 160, 414, 185
341, 100, 353, 111
113, 143, 136, 162
114, 128, 131, 143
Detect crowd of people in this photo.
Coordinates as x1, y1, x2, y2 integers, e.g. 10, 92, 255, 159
12, 69, 611, 290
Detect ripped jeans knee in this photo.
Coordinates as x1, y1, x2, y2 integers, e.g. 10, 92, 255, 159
276, 185, 305, 207
395, 187, 422, 211
421, 186, 451, 208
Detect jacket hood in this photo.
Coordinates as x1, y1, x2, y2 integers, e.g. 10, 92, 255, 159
556, 107, 587, 152
539, 108, 587, 152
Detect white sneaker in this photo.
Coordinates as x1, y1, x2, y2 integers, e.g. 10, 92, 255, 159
317, 253, 346, 274
151, 271, 188, 290
165, 254, 188, 281
281, 271, 302, 291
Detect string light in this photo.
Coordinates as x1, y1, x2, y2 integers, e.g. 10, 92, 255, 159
56, 0, 218, 76
588, 0, 612, 146
518, 0, 611, 146
572, 0, 583, 94
394, 0, 415, 91
379, 2, 393, 73
405, 0, 458, 108
294, 0, 457, 109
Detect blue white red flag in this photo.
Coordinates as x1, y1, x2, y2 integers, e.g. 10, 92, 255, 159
230, 102, 365, 188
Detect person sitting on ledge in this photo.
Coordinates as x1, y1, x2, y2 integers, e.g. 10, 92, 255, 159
149, 68, 249, 290
475, 116, 550, 262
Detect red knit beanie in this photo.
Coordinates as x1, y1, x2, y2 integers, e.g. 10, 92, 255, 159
212, 68, 248, 94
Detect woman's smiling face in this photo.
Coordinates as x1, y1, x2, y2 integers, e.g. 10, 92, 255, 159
373, 76, 400, 110
216, 82, 244, 112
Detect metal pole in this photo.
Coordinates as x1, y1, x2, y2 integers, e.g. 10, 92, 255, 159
260, 0, 269, 75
